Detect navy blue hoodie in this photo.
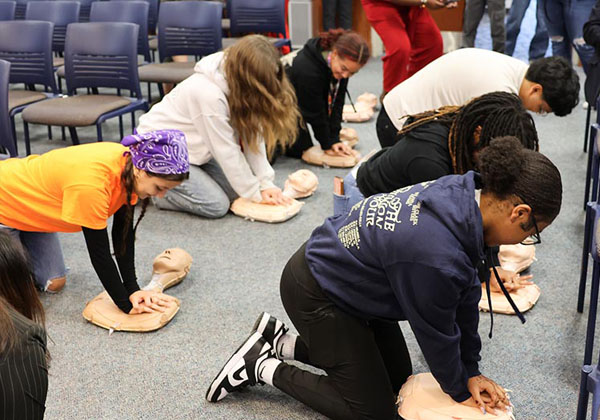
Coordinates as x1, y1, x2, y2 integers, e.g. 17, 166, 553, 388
305, 171, 486, 402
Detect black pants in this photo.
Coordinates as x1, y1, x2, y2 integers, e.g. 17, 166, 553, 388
376, 105, 401, 148
273, 244, 412, 420
285, 126, 314, 159
323, 0, 353, 30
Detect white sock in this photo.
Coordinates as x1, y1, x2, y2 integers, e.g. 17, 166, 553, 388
275, 332, 297, 360
258, 358, 281, 386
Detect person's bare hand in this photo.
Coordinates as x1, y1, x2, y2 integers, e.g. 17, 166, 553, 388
425, 0, 446, 9
325, 142, 353, 157
490, 267, 534, 292
463, 375, 511, 415
260, 187, 293, 205
128, 290, 175, 314
444, 0, 458, 8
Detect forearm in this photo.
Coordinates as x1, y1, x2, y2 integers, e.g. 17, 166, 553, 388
82, 226, 133, 313
111, 206, 140, 296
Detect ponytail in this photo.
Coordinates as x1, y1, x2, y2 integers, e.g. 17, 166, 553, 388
319, 29, 370, 65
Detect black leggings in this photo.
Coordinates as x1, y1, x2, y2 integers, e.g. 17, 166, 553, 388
376, 105, 401, 148
273, 244, 412, 420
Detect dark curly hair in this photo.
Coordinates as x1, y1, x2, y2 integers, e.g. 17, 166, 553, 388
525, 56, 580, 117
479, 136, 562, 225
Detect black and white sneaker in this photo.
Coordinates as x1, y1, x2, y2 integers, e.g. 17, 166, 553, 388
252, 312, 288, 359
205, 331, 274, 402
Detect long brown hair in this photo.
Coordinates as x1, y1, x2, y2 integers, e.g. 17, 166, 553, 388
119, 155, 189, 255
319, 29, 370, 65
223, 35, 300, 157
0, 231, 45, 355
398, 92, 539, 174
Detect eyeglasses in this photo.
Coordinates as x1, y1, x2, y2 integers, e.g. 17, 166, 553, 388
520, 204, 541, 245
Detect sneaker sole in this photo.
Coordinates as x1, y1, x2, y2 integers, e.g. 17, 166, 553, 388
205, 331, 263, 402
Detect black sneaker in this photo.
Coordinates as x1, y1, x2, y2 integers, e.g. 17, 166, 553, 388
252, 312, 288, 359
205, 331, 274, 402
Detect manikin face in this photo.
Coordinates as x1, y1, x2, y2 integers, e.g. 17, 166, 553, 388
153, 248, 192, 273
520, 84, 552, 115
133, 169, 182, 199
330, 50, 363, 80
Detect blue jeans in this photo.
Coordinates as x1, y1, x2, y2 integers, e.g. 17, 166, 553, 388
540, 0, 596, 74
332, 171, 366, 216
0, 225, 67, 291
152, 159, 238, 219
506, 0, 549, 60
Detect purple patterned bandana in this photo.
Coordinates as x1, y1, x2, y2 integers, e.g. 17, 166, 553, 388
121, 130, 189, 175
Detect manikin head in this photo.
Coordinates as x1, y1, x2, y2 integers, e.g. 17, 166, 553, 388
319, 29, 370, 80
477, 137, 562, 248
153, 248, 193, 274
519, 56, 580, 117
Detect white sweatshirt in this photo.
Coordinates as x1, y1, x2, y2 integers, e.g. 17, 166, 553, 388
383, 48, 529, 130
137, 52, 275, 202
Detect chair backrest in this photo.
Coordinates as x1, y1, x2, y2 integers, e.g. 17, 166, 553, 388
229, 0, 285, 37
14, 0, 43, 20
77, 0, 97, 22
0, 59, 16, 156
0, 1, 15, 20
157, 1, 223, 62
110, 0, 158, 34
0, 20, 57, 93
90, 1, 150, 62
26, 1, 80, 53
64, 22, 142, 98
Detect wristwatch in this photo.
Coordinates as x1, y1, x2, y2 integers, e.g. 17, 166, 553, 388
420, 0, 427, 7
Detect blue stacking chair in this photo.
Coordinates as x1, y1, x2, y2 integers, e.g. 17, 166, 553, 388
26, 1, 80, 69
0, 59, 17, 157
577, 195, 600, 419
138, 1, 223, 100
14, 0, 42, 19
21, 22, 148, 150
0, 1, 15, 20
78, 0, 97, 22
580, 124, 600, 313
90, 1, 151, 62
0, 20, 58, 154
224, 0, 290, 49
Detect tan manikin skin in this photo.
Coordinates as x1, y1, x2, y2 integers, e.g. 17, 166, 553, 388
339, 127, 359, 148
478, 244, 540, 314
302, 146, 361, 168
397, 373, 514, 420
82, 248, 192, 332
342, 92, 378, 123
230, 170, 319, 223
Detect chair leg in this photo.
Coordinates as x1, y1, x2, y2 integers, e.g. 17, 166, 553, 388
97, 124, 103, 142
578, 365, 593, 420
57, 76, 62, 93
157, 82, 164, 98
10, 116, 18, 155
61, 126, 66, 141
585, 107, 592, 153
47, 125, 52, 140
579, 203, 593, 313
68, 127, 79, 145
131, 112, 135, 132
147, 82, 152, 103
23, 121, 31, 156
585, 136, 595, 210
118, 115, 124, 140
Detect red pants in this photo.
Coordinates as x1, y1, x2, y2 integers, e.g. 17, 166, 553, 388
361, 1, 443, 92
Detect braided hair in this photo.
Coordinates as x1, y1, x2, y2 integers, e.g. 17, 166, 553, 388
118, 155, 188, 255
399, 92, 539, 174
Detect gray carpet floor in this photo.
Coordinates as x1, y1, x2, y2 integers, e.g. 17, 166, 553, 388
12, 6, 596, 419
